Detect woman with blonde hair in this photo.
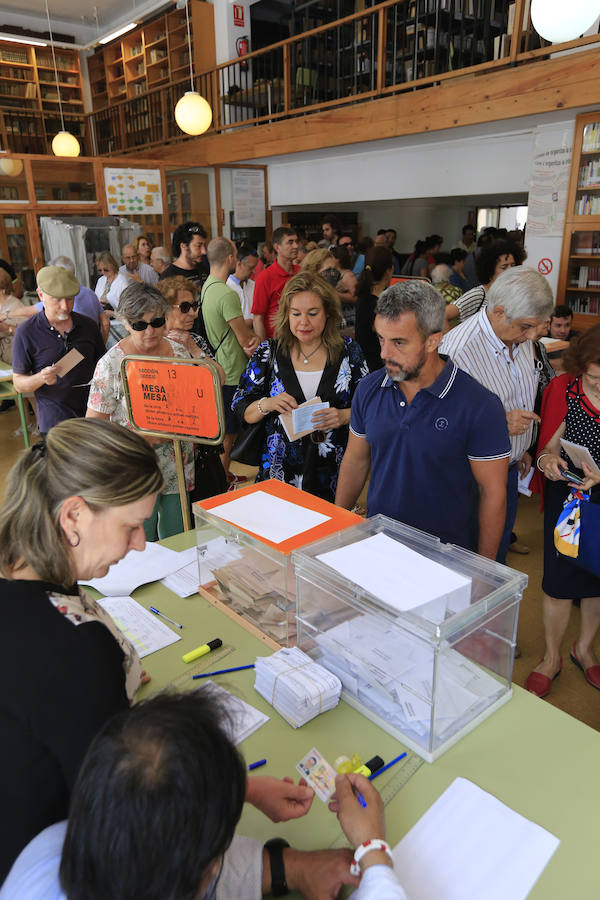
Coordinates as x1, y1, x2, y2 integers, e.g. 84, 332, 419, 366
232, 271, 367, 502
300, 247, 337, 278
0, 417, 163, 882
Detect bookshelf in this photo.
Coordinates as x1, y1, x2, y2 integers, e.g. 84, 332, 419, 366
87, 0, 215, 112
559, 112, 600, 331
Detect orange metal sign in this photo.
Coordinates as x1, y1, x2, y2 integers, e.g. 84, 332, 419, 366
122, 356, 224, 443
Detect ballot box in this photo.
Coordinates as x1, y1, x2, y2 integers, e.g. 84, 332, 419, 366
292, 515, 527, 762
193, 480, 360, 647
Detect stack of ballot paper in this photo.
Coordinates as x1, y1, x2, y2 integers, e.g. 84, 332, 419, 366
198, 681, 269, 745
207, 547, 297, 644
254, 646, 342, 728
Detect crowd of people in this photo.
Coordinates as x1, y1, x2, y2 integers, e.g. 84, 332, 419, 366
1, 215, 599, 896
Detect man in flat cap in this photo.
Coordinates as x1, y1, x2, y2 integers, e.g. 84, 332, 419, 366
12, 266, 106, 438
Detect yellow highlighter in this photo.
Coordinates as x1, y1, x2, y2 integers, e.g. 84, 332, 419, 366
182, 638, 223, 664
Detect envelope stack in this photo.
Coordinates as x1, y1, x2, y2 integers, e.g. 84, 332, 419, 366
254, 646, 342, 728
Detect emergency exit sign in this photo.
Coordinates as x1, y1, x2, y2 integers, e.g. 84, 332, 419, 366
233, 4, 244, 27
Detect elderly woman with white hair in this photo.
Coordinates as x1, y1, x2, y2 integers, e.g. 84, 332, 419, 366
86, 282, 195, 539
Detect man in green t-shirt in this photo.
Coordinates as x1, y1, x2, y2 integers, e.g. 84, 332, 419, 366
202, 237, 259, 478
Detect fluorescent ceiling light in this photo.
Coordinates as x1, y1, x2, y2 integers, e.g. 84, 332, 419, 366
99, 22, 137, 45
0, 33, 47, 47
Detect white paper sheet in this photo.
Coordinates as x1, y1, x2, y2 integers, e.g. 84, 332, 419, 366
317, 533, 471, 618
80, 542, 183, 596
97, 595, 181, 658
392, 777, 560, 900
208, 490, 330, 544
198, 680, 269, 745
560, 438, 600, 476
518, 467, 534, 497
291, 401, 329, 433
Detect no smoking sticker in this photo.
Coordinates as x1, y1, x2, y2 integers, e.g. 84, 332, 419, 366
538, 258, 552, 275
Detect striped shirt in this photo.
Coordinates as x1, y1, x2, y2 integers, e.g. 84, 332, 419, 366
453, 284, 486, 322
439, 308, 539, 463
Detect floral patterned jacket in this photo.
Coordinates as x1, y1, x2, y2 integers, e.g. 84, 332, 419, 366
232, 338, 368, 502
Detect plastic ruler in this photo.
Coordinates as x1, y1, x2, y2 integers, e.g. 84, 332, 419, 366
329, 751, 424, 849
164, 643, 236, 691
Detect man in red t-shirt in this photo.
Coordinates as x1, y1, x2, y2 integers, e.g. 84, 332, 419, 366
251, 226, 299, 339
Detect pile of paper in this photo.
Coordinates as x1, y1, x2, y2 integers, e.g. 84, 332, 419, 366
254, 646, 342, 728
197, 681, 269, 745
314, 612, 503, 742
209, 547, 297, 644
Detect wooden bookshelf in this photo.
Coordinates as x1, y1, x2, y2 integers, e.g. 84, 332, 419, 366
87, 0, 215, 111
558, 111, 600, 332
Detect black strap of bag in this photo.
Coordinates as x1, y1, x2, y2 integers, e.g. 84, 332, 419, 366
229, 343, 275, 467
199, 280, 232, 357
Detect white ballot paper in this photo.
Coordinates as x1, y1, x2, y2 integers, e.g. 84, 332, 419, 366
518, 467, 534, 497
560, 438, 600, 477
97, 595, 181, 658
198, 680, 269, 745
391, 777, 560, 900
317, 533, 471, 621
209, 491, 330, 544
291, 400, 329, 434
255, 646, 341, 727
81, 542, 183, 596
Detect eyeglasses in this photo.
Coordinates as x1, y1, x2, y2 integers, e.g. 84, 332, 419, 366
173, 300, 199, 313
130, 316, 166, 331
339, 240, 353, 248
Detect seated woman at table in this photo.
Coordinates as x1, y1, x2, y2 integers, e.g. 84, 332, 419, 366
0, 417, 163, 883
232, 271, 368, 503
0, 265, 25, 366
87, 282, 195, 539
158, 276, 227, 502
526, 325, 600, 698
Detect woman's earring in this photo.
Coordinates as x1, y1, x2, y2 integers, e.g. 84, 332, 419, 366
69, 531, 81, 548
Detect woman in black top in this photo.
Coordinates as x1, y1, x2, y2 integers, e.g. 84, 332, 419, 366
0, 418, 163, 881
354, 246, 393, 372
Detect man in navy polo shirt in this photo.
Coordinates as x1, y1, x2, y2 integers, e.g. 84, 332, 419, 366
335, 281, 510, 559
12, 266, 105, 438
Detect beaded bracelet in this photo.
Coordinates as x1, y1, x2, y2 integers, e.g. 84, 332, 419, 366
257, 397, 267, 416
350, 839, 394, 876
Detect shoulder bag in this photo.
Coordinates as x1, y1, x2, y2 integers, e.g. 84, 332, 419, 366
230, 343, 275, 467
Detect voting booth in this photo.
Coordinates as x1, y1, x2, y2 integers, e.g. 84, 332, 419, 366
193, 480, 360, 646
292, 515, 527, 762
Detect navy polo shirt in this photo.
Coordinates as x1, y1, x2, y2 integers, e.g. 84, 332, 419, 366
350, 357, 510, 549
12, 309, 105, 433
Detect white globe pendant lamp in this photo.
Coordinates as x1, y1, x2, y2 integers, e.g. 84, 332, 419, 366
0, 158, 24, 176
174, 1, 212, 136
45, 0, 81, 157
51, 131, 81, 158
531, 0, 600, 43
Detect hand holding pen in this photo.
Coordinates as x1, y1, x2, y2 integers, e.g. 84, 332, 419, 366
329, 772, 387, 849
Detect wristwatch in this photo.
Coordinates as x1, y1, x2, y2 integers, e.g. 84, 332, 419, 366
264, 837, 290, 896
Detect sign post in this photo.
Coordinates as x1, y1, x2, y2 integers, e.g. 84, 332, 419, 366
121, 356, 225, 532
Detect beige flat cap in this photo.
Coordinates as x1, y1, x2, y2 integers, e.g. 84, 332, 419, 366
37, 265, 79, 299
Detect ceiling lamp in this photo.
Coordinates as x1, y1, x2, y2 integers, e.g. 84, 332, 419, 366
174, 1, 212, 136
51, 131, 81, 157
531, 0, 600, 43
0, 158, 23, 176
44, 0, 80, 157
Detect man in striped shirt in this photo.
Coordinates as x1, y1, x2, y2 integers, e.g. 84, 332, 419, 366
439, 267, 554, 563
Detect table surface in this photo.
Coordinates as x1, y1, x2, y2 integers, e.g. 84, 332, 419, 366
118, 530, 600, 900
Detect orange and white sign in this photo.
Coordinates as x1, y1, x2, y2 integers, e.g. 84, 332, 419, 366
121, 356, 224, 444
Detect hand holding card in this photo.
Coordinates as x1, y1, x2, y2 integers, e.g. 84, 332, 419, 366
297, 748, 337, 803
54, 348, 84, 378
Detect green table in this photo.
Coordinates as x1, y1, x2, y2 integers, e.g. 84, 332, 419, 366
124, 531, 599, 899
0, 361, 29, 448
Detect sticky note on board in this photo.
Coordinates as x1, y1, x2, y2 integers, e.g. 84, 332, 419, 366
147, 183, 159, 192
107, 185, 116, 193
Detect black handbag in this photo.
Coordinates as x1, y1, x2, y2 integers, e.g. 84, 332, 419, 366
229, 343, 275, 467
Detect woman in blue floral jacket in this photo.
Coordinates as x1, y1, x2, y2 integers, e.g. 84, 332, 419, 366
232, 271, 368, 503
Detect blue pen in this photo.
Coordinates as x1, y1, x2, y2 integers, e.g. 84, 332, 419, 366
248, 759, 267, 771
148, 606, 182, 629
357, 791, 367, 808
368, 752, 407, 781
193, 664, 255, 680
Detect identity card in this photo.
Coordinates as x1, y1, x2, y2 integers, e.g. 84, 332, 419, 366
296, 747, 337, 802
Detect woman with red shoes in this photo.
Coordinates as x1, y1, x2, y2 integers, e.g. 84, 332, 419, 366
526, 325, 600, 698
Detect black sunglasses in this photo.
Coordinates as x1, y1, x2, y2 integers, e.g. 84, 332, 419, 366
173, 300, 199, 313
130, 316, 166, 331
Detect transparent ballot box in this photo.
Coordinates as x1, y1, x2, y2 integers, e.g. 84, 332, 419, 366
292, 515, 527, 762
193, 480, 360, 647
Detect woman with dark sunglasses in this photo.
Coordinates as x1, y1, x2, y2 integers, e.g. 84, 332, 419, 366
86, 283, 196, 539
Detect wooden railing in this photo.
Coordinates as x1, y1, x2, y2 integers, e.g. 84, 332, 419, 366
87, 0, 600, 155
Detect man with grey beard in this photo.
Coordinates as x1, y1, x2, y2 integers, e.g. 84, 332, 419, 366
335, 280, 510, 559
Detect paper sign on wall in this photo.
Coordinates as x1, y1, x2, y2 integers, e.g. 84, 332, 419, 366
105, 167, 163, 215
233, 169, 266, 228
